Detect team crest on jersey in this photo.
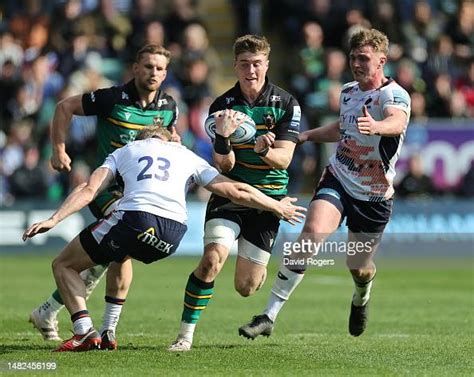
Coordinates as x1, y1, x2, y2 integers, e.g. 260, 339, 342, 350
153, 116, 164, 126
121, 92, 129, 100
225, 97, 234, 104
264, 113, 276, 129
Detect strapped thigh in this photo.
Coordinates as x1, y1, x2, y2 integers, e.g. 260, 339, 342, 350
203, 218, 241, 250
238, 237, 271, 266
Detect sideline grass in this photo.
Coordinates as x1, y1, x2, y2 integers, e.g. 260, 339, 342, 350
0, 255, 472, 376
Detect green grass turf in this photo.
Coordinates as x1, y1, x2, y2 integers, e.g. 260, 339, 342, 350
0, 255, 473, 376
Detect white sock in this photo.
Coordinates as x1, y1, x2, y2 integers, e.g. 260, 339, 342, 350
264, 266, 305, 322
38, 297, 63, 319
263, 293, 286, 322
352, 279, 374, 307
73, 316, 93, 335
178, 321, 196, 342
99, 302, 124, 335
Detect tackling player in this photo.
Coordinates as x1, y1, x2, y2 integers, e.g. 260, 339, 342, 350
28, 45, 181, 347
168, 34, 302, 351
239, 28, 411, 339
22, 126, 306, 352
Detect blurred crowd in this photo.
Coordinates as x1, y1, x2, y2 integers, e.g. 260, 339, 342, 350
0, 0, 472, 205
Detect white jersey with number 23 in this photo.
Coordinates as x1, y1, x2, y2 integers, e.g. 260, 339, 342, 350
100, 138, 219, 224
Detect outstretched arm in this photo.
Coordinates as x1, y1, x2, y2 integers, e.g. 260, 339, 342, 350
299, 121, 341, 144
51, 95, 85, 172
205, 175, 306, 224
23, 167, 114, 240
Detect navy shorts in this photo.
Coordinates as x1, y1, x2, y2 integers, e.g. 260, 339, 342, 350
311, 169, 393, 236
79, 211, 187, 265
205, 193, 281, 253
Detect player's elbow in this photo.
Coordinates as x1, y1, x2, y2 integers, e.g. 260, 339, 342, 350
214, 156, 235, 173
81, 185, 97, 203
274, 160, 291, 170
270, 156, 292, 170
217, 160, 234, 173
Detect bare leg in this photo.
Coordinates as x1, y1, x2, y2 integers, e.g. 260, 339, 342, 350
51, 236, 96, 316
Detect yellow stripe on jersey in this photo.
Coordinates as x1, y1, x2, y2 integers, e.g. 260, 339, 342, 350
184, 302, 206, 310
185, 290, 213, 299
101, 197, 118, 213
232, 144, 254, 150
254, 184, 284, 190
110, 141, 125, 148
236, 161, 273, 170
256, 124, 267, 130
106, 117, 147, 130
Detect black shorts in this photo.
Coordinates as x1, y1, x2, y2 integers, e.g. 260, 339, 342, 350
205, 193, 281, 253
79, 210, 187, 264
311, 169, 393, 236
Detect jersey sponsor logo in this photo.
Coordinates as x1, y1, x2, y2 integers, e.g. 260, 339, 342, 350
157, 98, 168, 107
124, 112, 132, 121
270, 95, 281, 102
291, 105, 301, 127
121, 91, 129, 100
391, 90, 410, 108
120, 130, 138, 144
225, 96, 234, 104
137, 227, 174, 254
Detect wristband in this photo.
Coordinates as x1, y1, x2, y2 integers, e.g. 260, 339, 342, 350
214, 134, 231, 154
256, 147, 269, 157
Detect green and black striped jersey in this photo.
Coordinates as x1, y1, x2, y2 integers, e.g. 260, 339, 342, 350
209, 78, 301, 196
82, 79, 178, 168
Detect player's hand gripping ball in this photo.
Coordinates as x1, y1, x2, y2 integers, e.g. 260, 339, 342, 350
205, 110, 256, 145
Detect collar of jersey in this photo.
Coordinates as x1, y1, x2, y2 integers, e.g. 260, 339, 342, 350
125, 79, 162, 110
233, 76, 271, 106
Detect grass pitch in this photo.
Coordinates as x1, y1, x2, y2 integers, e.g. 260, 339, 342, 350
0, 255, 472, 376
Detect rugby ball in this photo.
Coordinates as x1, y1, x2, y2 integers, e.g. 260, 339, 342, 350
204, 111, 256, 145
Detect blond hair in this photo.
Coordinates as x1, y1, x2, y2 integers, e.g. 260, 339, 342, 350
136, 44, 171, 64
233, 35, 271, 59
136, 126, 172, 141
349, 28, 389, 55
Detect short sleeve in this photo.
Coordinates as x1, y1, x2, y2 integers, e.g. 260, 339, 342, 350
380, 86, 411, 116
191, 153, 220, 186
99, 151, 118, 176
273, 96, 301, 143
82, 87, 117, 117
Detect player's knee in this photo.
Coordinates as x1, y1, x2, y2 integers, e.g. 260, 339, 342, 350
52, 257, 66, 278
349, 268, 374, 281
235, 280, 256, 297
235, 274, 264, 297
